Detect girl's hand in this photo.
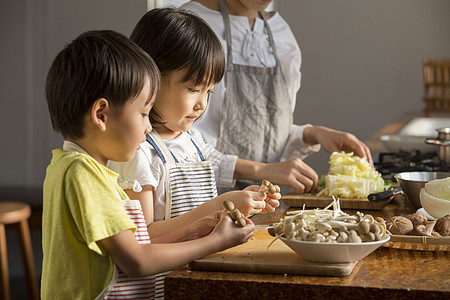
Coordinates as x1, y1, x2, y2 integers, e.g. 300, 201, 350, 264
243, 185, 280, 214
218, 190, 266, 217
211, 212, 255, 250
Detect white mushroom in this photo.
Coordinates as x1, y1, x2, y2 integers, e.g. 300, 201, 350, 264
311, 233, 326, 243
337, 231, 349, 243
348, 230, 362, 243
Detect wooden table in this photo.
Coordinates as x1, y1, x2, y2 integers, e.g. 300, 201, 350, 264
165, 197, 449, 299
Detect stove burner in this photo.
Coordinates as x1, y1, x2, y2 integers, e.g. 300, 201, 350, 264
375, 150, 450, 180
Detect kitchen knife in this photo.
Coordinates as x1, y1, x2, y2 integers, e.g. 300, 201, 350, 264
368, 186, 402, 202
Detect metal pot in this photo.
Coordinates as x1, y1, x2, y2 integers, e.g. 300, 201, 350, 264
425, 127, 450, 163
395, 171, 450, 209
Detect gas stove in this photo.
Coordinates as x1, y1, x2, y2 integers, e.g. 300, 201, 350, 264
374, 150, 450, 181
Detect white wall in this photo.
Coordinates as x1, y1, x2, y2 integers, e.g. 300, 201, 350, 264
278, 0, 450, 173
1, 0, 449, 188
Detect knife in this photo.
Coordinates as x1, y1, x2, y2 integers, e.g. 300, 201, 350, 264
368, 186, 403, 202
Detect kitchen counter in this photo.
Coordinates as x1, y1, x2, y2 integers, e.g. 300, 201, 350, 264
365, 113, 420, 154
165, 197, 450, 299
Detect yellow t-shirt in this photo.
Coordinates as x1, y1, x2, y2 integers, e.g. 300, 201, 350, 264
41, 149, 136, 299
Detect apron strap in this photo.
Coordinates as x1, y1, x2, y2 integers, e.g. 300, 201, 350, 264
147, 132, 206, 163
258, 11, 281, 67
186, 131, 206, 161
218, 0, 233, 67
146, 131, 177, 164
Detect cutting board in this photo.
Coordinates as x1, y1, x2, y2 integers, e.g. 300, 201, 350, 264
281, 192, 393, 210
189, 226, 357, 276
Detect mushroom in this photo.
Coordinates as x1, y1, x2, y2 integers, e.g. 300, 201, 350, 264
358, 221, 371, 234
337, 231, 349, 243
406, 213, 428, 227
385, 216, 413, 235
364, 232, 376, 242
316, 222, 333, 232
258, 180, 280, 196
410, 220, 437, 236
298, 227, 311, 241
283, 221, 296, 236
348, 230, 362, 243
434, 215, 450, 236
311, 232, 326, 243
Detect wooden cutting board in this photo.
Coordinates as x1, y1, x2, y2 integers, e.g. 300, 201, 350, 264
281, 192, 393, 210
189, 226, 357, 276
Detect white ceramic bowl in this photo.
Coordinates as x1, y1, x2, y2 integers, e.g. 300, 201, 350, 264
279, 235, 390, 263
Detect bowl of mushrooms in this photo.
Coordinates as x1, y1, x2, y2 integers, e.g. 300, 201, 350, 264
268, 199, 390, 263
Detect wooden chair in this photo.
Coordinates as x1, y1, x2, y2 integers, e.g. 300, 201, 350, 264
0, 201, 39, 300
423, 58, 450, 116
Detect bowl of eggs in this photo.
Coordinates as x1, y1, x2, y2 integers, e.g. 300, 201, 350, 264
268, 199, 390, 263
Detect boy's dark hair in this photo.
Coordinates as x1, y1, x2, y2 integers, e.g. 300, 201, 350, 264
46, 30, 160, 139
130, 7, 225, 125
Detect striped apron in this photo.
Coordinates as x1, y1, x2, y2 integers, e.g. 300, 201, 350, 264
146, 130, 218, 299
102, 200, 155, 299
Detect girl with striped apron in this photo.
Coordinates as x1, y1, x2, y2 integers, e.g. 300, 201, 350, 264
146, 130, 218, 299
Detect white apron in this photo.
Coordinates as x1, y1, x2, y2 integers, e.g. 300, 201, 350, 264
146, 130, 218, 299
216, 0, 292, 164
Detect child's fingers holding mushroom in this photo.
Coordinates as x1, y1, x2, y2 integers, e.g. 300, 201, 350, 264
264, 198, 280, 213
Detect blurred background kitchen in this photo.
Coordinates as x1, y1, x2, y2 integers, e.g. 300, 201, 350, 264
1, 0, 449, 298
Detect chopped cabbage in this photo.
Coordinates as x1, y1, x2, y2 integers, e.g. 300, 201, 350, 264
318, 151, 385, 198
424, 177, 450, 200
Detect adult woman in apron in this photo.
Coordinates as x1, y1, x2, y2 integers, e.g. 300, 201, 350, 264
216, 0, 292, 165
181, 0, 373, 191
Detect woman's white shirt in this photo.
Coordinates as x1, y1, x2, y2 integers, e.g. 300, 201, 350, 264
180, 2, 319, 160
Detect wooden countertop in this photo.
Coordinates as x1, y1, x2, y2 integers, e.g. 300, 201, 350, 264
165, 197, 450, 299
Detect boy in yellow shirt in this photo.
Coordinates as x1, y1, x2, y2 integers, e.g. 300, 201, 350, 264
41, 30, 254, 299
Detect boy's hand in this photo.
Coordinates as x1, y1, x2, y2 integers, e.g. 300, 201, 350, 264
211, 212, 255, 250
187, 212, 221, 240
244, 185, 280, 214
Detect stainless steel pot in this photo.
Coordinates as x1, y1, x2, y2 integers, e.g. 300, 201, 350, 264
425, 127, 450, 163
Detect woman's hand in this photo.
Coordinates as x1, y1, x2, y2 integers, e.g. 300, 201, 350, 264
257, 159, 319, 194
304, 126, 373, 165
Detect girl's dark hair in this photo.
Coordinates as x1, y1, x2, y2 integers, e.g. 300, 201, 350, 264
130, 7, 225, 125
46, 30, 160, 139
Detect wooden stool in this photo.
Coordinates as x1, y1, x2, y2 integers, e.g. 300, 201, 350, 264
0, 202, 39, 300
